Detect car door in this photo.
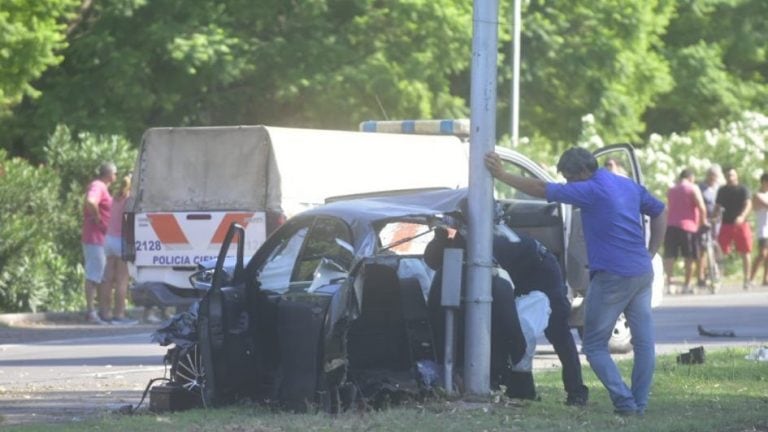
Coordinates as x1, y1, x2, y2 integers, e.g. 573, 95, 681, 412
247, 215, 355, 411
493, 147, 570, 283
197, 214, 356, 408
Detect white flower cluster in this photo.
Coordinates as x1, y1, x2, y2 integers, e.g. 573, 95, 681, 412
580, 111, 768, 197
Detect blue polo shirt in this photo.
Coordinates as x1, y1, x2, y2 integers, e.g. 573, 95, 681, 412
545, 168, 665, 277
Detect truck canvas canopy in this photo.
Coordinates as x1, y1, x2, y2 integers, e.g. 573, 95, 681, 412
129, 125, 470, 217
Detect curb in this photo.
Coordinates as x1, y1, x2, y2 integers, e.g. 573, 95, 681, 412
0, 311, 83, 326
0, 308, 146, 326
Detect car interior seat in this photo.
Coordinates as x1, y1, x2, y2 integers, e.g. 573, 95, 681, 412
347, 264, 409, 370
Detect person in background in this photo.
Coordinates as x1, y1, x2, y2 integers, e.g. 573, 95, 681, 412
697, 165, 724, 287
715, 167, 753, 290
663, 169, 707, 294
424, 227, 533, 399
485, 147, 666, 416
101, 172, 137, 325
82, 162, 116, 324
491, 225, 590, 406
603, 157, 627, 176
749, 173, 768, 286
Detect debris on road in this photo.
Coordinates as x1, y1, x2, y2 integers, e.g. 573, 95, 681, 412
745, 347, 768, 362
697, 324, 735, 337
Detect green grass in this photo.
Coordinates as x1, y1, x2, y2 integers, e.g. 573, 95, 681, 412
5, 347, 768, 432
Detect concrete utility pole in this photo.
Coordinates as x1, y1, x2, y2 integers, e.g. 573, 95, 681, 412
464, 0, 499, 396
510, 0, 521, 147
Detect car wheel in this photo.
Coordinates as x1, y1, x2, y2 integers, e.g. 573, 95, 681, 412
316, 365, 345, 414
576, 314, 633, 354
171, 343, 207, 407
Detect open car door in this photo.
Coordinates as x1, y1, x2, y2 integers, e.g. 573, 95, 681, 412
493, 148, 568, 276
198, 223, 248, 406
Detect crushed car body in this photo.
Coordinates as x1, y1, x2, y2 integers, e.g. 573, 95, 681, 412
153, 188, 541, 411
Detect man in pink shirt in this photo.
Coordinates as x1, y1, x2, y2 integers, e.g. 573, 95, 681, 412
663, 169, 707, 294
82, 162, 116, 324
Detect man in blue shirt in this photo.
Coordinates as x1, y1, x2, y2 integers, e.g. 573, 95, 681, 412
485, 147, 667, 416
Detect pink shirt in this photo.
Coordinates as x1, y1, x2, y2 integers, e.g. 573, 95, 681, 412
81, 179, 113, 244
666, 179, 701, 233
107, 196, 126, 237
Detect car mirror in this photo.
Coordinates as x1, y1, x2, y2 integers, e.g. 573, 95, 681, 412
189, 268, 215, 290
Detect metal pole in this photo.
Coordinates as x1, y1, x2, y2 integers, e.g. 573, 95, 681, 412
465, 0, 499, 397
511, 0, 521, 147
444, 310, 455, 394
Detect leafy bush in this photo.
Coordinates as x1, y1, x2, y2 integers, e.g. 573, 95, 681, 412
0, 151, 77, 312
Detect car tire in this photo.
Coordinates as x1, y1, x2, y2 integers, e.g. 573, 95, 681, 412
170, 343, 207, 407
576, 314, 633, 354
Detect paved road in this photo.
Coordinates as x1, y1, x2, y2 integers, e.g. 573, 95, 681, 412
534, 285, 768, 371
0, 285, 766, 425
0, 329, 166, 425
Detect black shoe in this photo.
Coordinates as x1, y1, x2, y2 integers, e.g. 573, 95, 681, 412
565, 385, 589, 406
614, 408, 642, 417
566, 393, 588, 406
503, 371, 538, 400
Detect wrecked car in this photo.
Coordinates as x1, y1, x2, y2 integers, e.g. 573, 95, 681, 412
155, 188, 549, 411
153, 145, 665, 411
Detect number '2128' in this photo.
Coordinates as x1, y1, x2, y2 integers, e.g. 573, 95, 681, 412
135, 240, 162, 251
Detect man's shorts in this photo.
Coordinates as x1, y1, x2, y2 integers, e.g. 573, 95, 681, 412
718, 223, 753, 254
663, 226, 701, 259
104, 234, 122, 258
82, 243, 106, 283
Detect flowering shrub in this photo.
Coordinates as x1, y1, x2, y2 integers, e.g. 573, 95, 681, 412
580, 111, 768, 198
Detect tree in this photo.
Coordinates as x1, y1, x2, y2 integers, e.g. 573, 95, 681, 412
644, 0, 768, 135
498, 0, 676, 149
3, 0, 474, 160
0, 0, 79, 116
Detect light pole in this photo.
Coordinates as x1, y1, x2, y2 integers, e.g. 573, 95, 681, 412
465, 0, 499, 397
510, 0, 521, 147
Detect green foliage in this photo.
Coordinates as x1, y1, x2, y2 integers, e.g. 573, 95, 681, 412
2, 0, 768, 160
505, 0, 675, 148
646, 0, 768, 134
0, 127, 136, 313
8, 348, 765, 431
2, 0, 474, 160
0, 150, 77, 312
638, 111, 767, 199
0, 0, 79, 115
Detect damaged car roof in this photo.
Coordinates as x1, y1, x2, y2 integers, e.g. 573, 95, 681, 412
298, 187, 470, 248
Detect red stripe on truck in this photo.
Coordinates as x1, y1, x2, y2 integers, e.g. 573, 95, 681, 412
210, 213, 254, 244
147, 213, 190, 245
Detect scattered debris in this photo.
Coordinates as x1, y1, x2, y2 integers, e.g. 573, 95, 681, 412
745, 347, 768, 362
677, 346, 705, 365
697, 324, 735, 338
